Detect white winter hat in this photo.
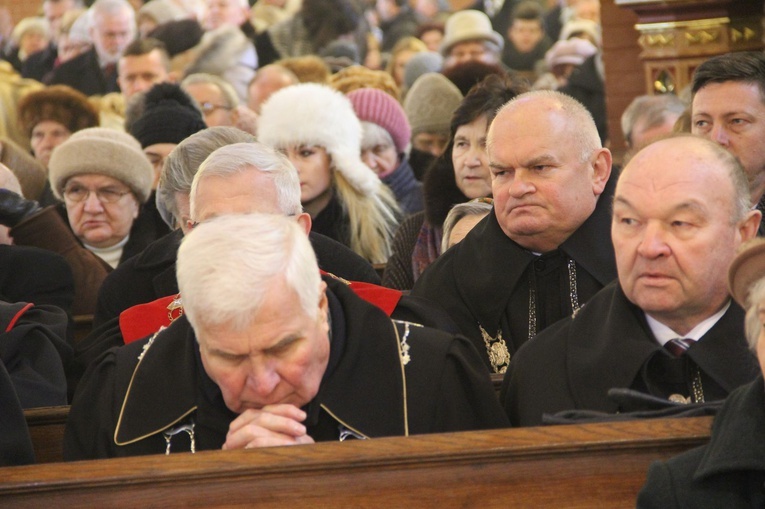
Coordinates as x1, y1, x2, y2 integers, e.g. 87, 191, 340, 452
257, 83, 380, 196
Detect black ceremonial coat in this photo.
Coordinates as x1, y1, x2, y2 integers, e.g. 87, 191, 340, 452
637, 376, 765, 509
64, 278, 507, 460
0, 244, 74, 315
411, 177, 616, 370
501, 281, 760, 427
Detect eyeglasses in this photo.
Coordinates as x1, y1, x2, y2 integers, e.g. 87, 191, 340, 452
63, 185, 131, 204
198, 102, 232, 115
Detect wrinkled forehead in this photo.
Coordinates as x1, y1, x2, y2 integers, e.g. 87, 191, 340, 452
192, 170, 281, 219
616, 140, 733, 202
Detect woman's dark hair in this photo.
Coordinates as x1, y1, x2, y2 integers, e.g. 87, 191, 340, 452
422, 73, 528, 226
302, 0, 361, 53
442, 60, 506, 96
450, 72, 529, 135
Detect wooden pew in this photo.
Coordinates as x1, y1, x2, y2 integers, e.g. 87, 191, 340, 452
3, 416, 712, 508
72, 314, 94, 346
24, 406, 68, 464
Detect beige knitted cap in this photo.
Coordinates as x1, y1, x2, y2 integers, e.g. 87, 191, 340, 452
48, 128, 154, 204
403, 72, 463, 137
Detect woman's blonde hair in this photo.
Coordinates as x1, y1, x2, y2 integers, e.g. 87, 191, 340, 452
333, 170, 399, 264
385, 36, 427, 79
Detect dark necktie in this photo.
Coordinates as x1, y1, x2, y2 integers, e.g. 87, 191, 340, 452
103, 63, 116, 81
665, 338, 695, 357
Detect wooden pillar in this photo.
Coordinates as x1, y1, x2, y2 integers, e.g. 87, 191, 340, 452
600, 0, 643, 156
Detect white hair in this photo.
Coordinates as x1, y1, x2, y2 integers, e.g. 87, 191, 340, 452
441, 199, 493, 252
189, 142, 302, 218
177, 213, 322, 333
159, 127, 256, 223
89, 0, 135, 26
360, 121, 395, 151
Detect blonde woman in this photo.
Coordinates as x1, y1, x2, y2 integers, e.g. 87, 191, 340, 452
258, 83, 400, 264
385, 36, 427, 89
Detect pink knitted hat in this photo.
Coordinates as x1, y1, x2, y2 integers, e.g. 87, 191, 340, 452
347, 88, 411, 154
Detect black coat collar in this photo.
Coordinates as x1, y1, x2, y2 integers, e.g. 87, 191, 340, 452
451, 175, 616, 333
566, 282, 758, 410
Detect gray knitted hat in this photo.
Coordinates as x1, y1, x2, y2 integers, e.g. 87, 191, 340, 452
403, 51, 444, 92
403, 72, 463, 137
48, 128, 154, 204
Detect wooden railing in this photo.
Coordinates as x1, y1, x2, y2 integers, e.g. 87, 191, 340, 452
7, 415, 712, 508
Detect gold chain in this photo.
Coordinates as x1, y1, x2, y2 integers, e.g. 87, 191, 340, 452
478, 325, 510, 374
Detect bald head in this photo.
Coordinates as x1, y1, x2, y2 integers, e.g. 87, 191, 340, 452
487, 90, 611, 252
612, 134, 760, 334
247, 65, 299, 114
488, 90, 601, 162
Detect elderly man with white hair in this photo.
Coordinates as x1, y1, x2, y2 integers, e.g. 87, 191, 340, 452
49, 0, 136, 96
64, 208, 507, 459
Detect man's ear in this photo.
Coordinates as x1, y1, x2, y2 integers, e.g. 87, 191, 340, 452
739, 209, 762, 243
317, 280, 329, 329
296, 212, 312, 235
591, 147, 612, 196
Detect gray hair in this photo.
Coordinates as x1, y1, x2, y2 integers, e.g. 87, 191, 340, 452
621, 94, 686, 148
89, 0, 135, 26
488, 90, 601, 163
744, 277, 765, 351
178, 213, 323, 333
158, 127, 255, 223
360, 121, 395, 151
189, 142, 301, 219
686, 133, 752, 222
182, 72, 240, 108
441, 199, 493, 252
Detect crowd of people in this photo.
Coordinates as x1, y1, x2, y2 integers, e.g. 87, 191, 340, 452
1, 0, 764, 505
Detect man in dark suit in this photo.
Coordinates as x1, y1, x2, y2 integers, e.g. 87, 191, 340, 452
48, 0, 135, 95
502, 134, 762, 426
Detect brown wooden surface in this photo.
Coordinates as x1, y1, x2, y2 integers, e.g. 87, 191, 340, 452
72, 314, 94, 347
602, 0, 644, 163
25, 406, 69, 464
3, 416, 712, 508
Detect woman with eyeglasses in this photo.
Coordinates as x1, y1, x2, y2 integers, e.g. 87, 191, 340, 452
0, 128, 156, 316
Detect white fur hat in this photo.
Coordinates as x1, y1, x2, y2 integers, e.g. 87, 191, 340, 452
257, 83, 380, 196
